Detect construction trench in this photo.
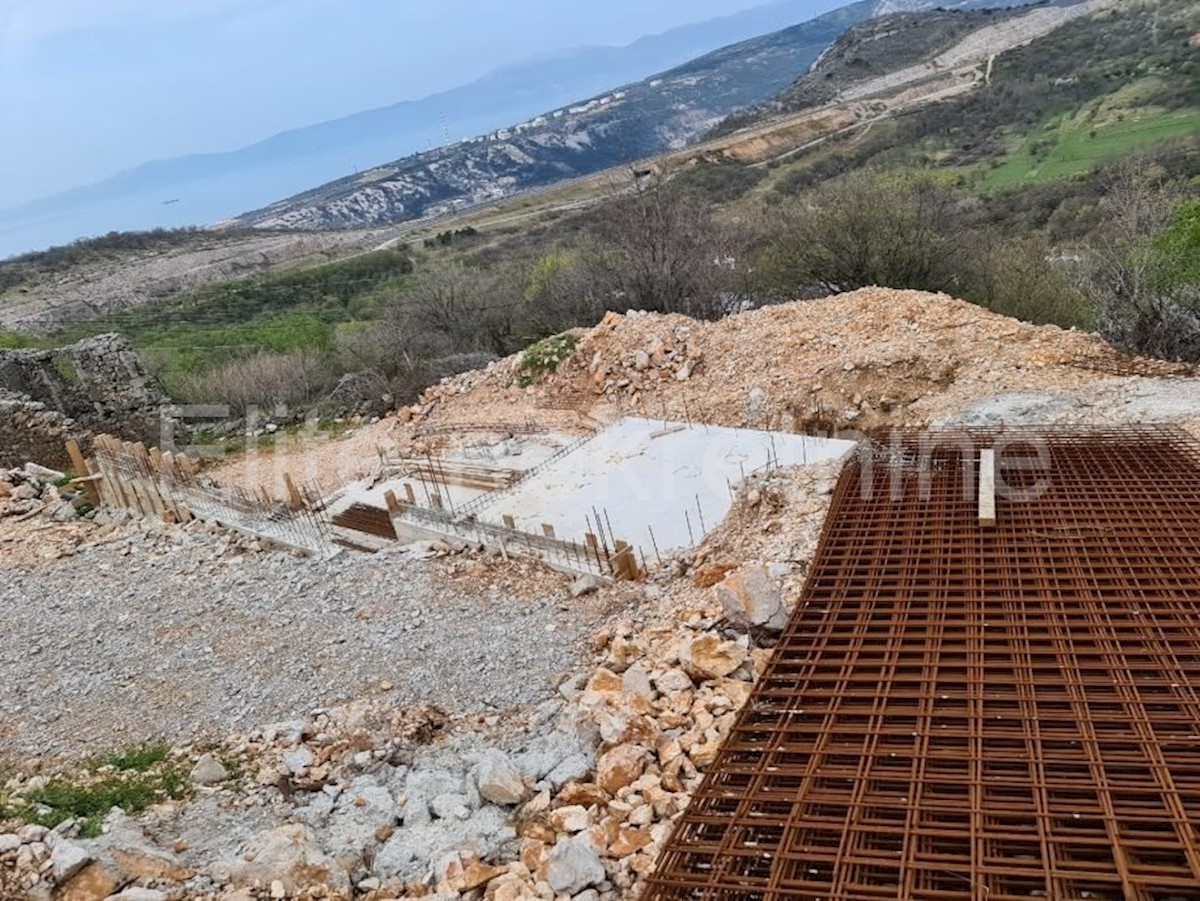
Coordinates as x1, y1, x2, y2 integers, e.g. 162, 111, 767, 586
646, 428, 1200, 901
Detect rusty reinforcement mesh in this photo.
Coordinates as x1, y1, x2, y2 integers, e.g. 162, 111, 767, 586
646, 428, 1200, 901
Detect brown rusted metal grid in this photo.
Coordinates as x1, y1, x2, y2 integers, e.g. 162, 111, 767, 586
646, 427, 1200, 901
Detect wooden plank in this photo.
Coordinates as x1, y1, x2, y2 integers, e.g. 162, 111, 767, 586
541, 523, 556, 539
384, 490, 402, 514
502, 514, 516, 530
65, 440, 101, 506
284, 473, 305, 511
979, 449, 996, 528
614, 539, 641, 581
404, 483, 417, 504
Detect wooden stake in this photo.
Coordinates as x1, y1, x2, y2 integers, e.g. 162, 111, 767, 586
614, 540, 641, 581
284, 473, 305, 511
65, 440, 101, 506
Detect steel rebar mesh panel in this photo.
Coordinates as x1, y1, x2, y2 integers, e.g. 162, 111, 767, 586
646, 428, 1200, 901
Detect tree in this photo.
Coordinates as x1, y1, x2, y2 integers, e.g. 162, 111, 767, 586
1085, 161, 1199, 360
757, 169, 969, 299
580, 174, 753, 319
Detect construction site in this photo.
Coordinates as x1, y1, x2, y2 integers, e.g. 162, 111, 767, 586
5, 288, 1200, 901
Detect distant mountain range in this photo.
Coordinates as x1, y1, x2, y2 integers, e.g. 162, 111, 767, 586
0, 0, 1045, 257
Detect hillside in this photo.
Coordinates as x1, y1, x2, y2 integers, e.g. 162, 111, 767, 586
228, 4, 875, 231
777, 7, 1019, 111
0, 0, 905, 260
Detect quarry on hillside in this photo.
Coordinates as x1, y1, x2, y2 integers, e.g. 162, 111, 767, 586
4, 287, 1200, 901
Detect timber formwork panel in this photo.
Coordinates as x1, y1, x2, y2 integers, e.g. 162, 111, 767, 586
646, 428, 1200, 901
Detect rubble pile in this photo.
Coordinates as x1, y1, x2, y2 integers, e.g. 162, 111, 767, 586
398, 288, 1190, 436
0, 461, 91, 525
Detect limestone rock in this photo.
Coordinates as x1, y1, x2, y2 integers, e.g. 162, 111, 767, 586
218, 824, 349, 894
282, 745, 315, 776
54, 861, 120, 901
548, 805, 590, 833
190, 753, 230, 785
654, 668, 693, 695
570, 575, 604, 598
324, 777, 397, 871
476, 750, 527, 806
545, 834, 605, 895
714, 566, 789, 632
595, 745, 648, 794
620, 664, 655, 700
49, 836, 91, 882
103, 889, 170, 901
680, 635, 747, 681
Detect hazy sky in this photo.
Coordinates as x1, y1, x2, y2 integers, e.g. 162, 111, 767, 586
0, 0, 791, 207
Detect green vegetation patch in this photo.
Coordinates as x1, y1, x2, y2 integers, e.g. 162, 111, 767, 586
518, 333, 578, 386
102, 744, 170, 772
0, 330, 31, 349
0, 746, 188, 838
977, 102, 1200, 192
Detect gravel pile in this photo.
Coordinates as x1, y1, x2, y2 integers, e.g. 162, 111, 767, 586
0, 529, 623, 760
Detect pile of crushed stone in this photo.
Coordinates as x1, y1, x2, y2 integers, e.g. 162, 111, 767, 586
405, 287, 1189, 435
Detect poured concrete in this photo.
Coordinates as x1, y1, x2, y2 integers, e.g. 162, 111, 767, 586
479, 418, 855, 554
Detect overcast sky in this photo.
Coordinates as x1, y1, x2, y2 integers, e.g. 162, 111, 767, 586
0, 0, 797, 207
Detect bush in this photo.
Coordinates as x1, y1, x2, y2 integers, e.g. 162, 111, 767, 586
170, 350, 330, 414
758, 169, 969, 299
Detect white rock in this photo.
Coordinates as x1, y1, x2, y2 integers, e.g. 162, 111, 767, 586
51, 502, 77, 523
714, 566, 789, 632
546, 834, 605, 895
190, 753, 230, 785
476, 750, 527, 806
621, 664, 655, 700
654, 669, 693, 694
431, 792, 472, 821
49, 836, 90, 882
0, 834, 19, 853
218, 824, 349, 894
569, 574, 604, 598
282, 745, 315, 775
550, 805, 590, 833
105, 889, 170, 901
546, 752, 592, 790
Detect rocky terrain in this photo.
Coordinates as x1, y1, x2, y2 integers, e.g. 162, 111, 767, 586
0, 231, 388, 335
228, 8, 865, 233
5, 287, 1200, 901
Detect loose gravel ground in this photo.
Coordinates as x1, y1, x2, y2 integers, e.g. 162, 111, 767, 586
0, 529, 625, 760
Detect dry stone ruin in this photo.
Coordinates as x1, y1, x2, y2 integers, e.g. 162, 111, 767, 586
0, 333, 167, 470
